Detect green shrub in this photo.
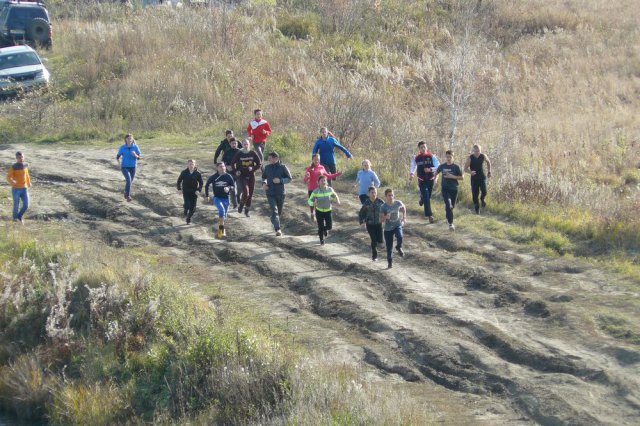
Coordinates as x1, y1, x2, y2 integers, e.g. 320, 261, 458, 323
278, 13, 319, 39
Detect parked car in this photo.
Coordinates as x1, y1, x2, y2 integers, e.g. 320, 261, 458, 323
0, 44, 49, 96
0, 1, 51, 49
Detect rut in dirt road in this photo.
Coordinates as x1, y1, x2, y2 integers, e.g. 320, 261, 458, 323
21, 147, 640, 425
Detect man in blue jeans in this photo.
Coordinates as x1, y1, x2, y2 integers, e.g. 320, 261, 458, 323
116, 134, 142, 202
6, 151, 31, 224
262, 151, 292, 236
409, 141, 439, 223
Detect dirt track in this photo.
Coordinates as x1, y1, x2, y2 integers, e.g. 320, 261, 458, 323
4, 144, 640, 425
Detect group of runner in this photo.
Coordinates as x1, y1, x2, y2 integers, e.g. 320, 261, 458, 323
6, 108, 492, 270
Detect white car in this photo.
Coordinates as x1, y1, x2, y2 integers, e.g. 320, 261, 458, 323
0, 44, 49, 96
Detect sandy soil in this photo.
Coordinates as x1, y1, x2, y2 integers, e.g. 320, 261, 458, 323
3, 143, 639, 425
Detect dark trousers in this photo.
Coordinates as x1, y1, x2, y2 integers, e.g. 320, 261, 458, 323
267, 194, 285, 231
366, 223, 383, 259
321, 162, 337, 185
471, 177, 487, 212
121, 167, 136, 197
182, 191, 198, 220
315, 210, 332, 241
239, 174, 255, 207
254, 143, 265, 162
442, 188, 458, 224
384, 226, 403, 266
359, 194, 369, 205
419, 179, 434, 217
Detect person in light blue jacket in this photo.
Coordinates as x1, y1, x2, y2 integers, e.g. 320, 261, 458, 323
311, 127, 353, 184
355, 159, 381, 204
116, 133, 142, 202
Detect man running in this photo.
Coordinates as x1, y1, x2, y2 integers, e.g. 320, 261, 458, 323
435, 150, 464, 231
304, 153, 342, 220
311, 127, 353, 185
380, 188, 406, 269
231, 139, 262, 217
247, 109, 272, 162
355, 159, 381, 204
409, 141, 439, 223
359, 186, 385, 261
116, 133, 142, 202
221, 137, 241, 208
205, 162, 236, 239
464, 144, 492, 214
213, 129, 235, 164
177, 159, 203, 225
262, 151, 292, 237
6, 151, 31, 224
308, 175, 340, 245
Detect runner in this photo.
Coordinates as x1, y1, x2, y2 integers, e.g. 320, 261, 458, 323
213, 129, 235, 164
6, 151, 31, 224
247, 109, 272, 162
231, 139, 262, 217
380, 188, 407, 269
355, 159, 381, 204
116, 133, 142, 202
220, 137, 241, 208
409, 141, 439, 223
176, 159, 203, 225
262, 151, 292, 237
204, 162, 236, 239
358, 186, 385, 261
308, 175, 340, 245
303, 153, 342, 221
434, 150, 464, 231
463, 144, 492, 214
311, 127, 353, 185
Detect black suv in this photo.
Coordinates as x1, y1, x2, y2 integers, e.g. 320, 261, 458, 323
0, 1, 51, 50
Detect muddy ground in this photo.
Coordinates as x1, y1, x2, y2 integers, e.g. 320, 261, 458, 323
2, 143, 639, 425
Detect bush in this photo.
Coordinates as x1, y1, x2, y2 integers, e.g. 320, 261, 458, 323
277, 13, 318, 39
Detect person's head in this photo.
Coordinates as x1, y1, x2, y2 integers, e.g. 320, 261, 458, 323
320, 127, 329, 139
318, 175, 328, 188
311, 153, 320, 167
229, 137, 238, 149
384, 188, 394, 202
187, 159, 196, 171
268, 151, 280, 164
445, 150, 454, 164
368, 186, 378, 200
216, 162, 227, 174
241, 139, 251, 150
417, 141, 427, 154
225, 129, 234, 140
471, 144, 481, 157
361, 159, 371, 171
125, 133, 134, 146
254, 109, 262, 120
15, 151, 24, 163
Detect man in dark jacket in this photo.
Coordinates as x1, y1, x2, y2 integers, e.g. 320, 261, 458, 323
221, 138, 241, 208
262, 152, 292, 236
213, 129, 235, 164
358, 186, 385, 261
177, 159, 203, 224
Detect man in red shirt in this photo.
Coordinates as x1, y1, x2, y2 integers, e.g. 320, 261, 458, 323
247, 109, 272, 162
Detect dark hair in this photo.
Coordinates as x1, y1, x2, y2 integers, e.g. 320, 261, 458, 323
125, 133, 133, 141
318, 175, 327, 182
445, 150, 454, 156
254, 109, 262, 115
229, 137, 237, 143
268, 151, 279, 158
15, 151, 23, 157
216, 162, 225, 167
417, 141, 426, 147
384, 188, 394, 196
310, 153, 320, 168
368, 186, 377, 192
225, 129, 233, 136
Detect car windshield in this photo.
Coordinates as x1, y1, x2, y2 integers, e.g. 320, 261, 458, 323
0, 52, 41, 70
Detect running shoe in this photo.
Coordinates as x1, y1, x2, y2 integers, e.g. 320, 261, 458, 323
216, 228, 223, 239
372, 256, 378, 262
275, 230, 282, 237
429, 216, 435, 224
238, 204, 244, 213
186, 217, 191, 224
396, 247, 404, 257
245, 209, 250, 218
126, 196, 132, 202
481, 199, 486, 208
324, 229, 328, 237
320, 240, 325, 245
387, 263, 392, 269
449, 223, 455, 231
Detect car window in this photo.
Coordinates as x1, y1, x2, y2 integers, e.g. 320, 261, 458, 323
0, 7, 8, 23
7, 7, 47, 25
0, 52, 41, 70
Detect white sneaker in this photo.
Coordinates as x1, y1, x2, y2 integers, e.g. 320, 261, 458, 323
275, 230, 282, 236
449, 223, 455, 231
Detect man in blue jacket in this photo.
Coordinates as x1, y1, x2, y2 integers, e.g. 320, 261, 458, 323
116, 134, 142, 202
311, 127, 353, 185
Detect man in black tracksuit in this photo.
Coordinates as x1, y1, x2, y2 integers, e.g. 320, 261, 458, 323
358, 186, 385, 261
177, 159, 204, 224
262, 151, 292, 236
213, 129, 235, 164
221, 138, 241, 208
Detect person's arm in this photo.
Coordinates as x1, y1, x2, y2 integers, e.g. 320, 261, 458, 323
358, 204, 367, 225
463, 155, 472, 174
281, 165, 292, 184
253, 152, 262, 171
204, 177, 212, 198
116, 147, 123, 162
312, 140, 320, 157
177, 171, 184, 191
333, 188, 341, 205
409, 157, 417, 179
133, 145, 141, 159
7, 167, 15, 186
25, 169, 31, 188
196, 172, 203, 192
213, 142, 225, 163
307, 192, 316, 207
434, 165, 442, 179
431, 155, 440, 171
372, 172, 381, 188
333, 139, 353, 159
247, 123, 253, 138
263, 122, 272, 137
485, 155, 492, 177
400, 202, 407, 224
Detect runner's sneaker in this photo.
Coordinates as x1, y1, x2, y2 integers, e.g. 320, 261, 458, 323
429, 216, 435, 224
244, 209, 250, 218
126, 196, 132, 202
324, 229, 328, 237
449, 223, 455, 231
419, 198, 423, 206
186, 217, 191, 224
238, 204, 244, 213
387, 262, 392, 269
481, 199, 486, 208
275, 230, 282, 237
396, 247, 404, 257
320, 240, 325, 245
372, 256, 378, 262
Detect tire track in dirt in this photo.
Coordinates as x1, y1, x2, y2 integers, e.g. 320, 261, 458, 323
24, 146, 640, 425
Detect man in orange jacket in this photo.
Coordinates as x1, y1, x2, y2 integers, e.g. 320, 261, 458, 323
6, 151, 31, 223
